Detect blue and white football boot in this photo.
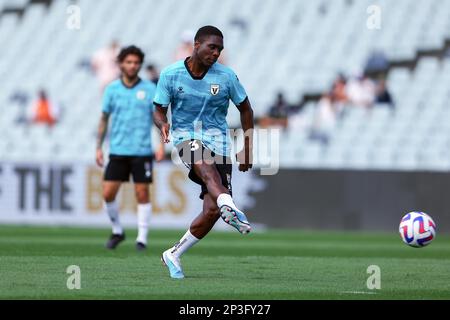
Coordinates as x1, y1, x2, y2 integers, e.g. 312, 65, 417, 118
161, 249, 184, 279
220, 205, 252, 234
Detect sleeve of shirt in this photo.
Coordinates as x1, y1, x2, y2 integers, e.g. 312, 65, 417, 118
101, 85, 113, 114
153, 70, 171, 107
228, 71, 247, 106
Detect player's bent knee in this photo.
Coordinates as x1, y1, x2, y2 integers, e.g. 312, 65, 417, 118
103, 190, 116, 202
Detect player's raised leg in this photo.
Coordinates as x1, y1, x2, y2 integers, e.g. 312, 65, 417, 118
193, 162, 251, 234
103, 181, 125, 249
134, 183, 152, 250
190, 193, 221, 237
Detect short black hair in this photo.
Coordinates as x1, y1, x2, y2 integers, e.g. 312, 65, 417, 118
194, 26, 223, 42
117, 45, 145, 63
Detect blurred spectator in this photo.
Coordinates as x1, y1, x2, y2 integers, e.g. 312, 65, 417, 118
10, 90, 29, 105
258, 92, 289, 128
10, 91, 30, 124
230, 18, 248, 33
375, 78, 394, 109
31, 90, 59, 127
146, 64, 159, 84
174, 30, 194, 61
91, 40, 121, 92
365, 50, 389, 75
346, 73, 376, 108
330, 74, 348, 104
309, 92, 339, 145
217, 49, 227, 64
268, 92, 290, 118
217, 49, 228, 65
444, 47, 450, 58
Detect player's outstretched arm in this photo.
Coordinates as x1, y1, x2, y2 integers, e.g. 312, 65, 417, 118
96, 112, 109, 167
153, 103, 171, 143
236, 97, 254, 172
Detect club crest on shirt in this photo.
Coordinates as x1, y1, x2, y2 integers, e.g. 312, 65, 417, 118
136, 90, 146, 100
210, 84, 220, 96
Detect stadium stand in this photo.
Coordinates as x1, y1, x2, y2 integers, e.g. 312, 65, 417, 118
1, 0, 450, 170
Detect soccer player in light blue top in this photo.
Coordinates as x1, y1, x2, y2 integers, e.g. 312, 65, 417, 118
154, 26, 254, 279
96, 46, 164, 251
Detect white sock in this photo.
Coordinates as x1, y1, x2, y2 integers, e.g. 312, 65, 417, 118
105, 200, 123, 235
136, 203, 151, 244
170, 230, 199, 259
217, 193, 238, 211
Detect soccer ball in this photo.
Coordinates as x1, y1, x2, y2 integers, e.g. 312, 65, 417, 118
399, 211, 436, 247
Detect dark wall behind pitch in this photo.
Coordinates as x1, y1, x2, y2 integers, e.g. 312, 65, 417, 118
248, 169, 450, 233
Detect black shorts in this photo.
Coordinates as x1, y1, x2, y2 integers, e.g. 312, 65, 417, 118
104, 154, 153, 183
177, 140, 232, 200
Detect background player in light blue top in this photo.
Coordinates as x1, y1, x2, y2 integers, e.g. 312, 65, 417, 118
102, 78, 156, 156
154, 26, 254, 279
96, 45, 163, 251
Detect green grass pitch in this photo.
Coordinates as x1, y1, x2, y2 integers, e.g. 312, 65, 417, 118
1, 225, 449, 299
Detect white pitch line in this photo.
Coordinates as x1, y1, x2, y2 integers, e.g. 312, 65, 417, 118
340, 291, 378, 295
